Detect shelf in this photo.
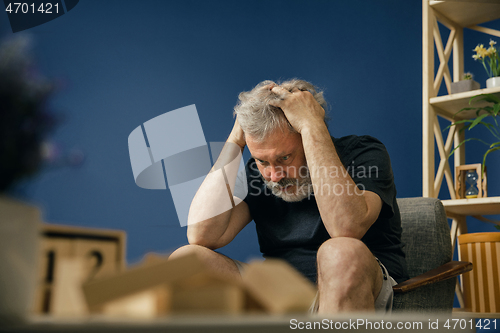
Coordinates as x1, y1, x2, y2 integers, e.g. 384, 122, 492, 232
430, 0, 500, 27
442, 196, 500, 216
430, 86, 500, 120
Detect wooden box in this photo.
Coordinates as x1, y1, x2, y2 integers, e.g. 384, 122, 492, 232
33, 223, 126, 314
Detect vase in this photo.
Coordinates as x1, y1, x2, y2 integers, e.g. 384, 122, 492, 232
486, 76, 500, 89
0, 196, 40, 323
450, 79, 480, 94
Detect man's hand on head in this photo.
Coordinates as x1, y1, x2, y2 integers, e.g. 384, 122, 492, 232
228, 116, 246, 150
268, 85, 326, 134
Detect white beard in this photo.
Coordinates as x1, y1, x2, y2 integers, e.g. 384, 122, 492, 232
262, 169, 314, 202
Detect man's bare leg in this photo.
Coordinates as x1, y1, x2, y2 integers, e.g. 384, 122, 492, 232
169, 244, 242, 280
316, 237, 383, 313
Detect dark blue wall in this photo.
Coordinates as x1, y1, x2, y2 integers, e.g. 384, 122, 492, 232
1, 0, 498, 266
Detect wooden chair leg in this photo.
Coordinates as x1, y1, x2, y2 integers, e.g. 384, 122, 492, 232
455, 279, 465, 308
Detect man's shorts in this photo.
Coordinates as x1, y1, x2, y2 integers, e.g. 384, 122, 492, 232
231, 257, 396, 313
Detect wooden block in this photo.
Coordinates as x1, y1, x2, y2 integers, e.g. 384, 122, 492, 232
242, 259, 317, 314
34, 223, 126, 314
170, 270, 246, 314
0, 197, 41, 320
171, 283, 244, 314
74, 239, 120, 281
82, 252, 207, 311
34, 238, 74, 313
37, 237, 75, 292
50, 258, 89, 317
102, 285, 171, 318
244, 290, 267, 313
142, 252, 171, 265
173, 270, 238, 289
41, 223, 126, 272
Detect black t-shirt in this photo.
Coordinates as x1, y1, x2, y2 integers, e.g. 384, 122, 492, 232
241, 135, 409, 284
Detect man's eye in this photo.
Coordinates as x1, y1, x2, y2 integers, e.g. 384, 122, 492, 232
282, 155, 290, 161
256, 159, 265, 164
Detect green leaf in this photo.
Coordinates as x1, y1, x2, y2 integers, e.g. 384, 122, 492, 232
454, 107, 479, 118
455, 106, 493, 118
490, 141, 500, 148
494, 103, 500, 116
443, 119, 473, 131
458, 120, 495, 135
469, 121, 495, 132
491, 128, 500, 141
479, 121, 500, 140
447, 92, 500, 158
448, 138, 490, 158
482, 146, 500, 176
470, 93, 500, 105
469, 113, 490, 130
480, 106, 494, 117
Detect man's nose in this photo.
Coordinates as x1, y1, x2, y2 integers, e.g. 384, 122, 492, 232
267, 165, 286, 183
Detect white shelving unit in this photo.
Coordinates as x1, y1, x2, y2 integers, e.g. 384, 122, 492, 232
422, 0, 500, 314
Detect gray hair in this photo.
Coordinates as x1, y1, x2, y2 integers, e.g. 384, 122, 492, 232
233, 79, 328, 142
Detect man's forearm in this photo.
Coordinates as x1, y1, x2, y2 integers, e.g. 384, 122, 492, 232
186, 140, 243, 247
300, 122, 373, 239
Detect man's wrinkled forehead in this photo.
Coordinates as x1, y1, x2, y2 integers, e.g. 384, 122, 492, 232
247, 131, 300, 156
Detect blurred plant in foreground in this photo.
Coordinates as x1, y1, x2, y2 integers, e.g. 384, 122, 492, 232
0, 35, 57, 192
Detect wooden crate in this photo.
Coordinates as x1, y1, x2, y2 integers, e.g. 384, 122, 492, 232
34, 223, 126, 314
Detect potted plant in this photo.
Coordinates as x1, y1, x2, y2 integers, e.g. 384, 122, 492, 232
472, 40, 500, 88
0, 35, 57, 323
448, 93, 500, 216
448, 93, 500, 175
450, 72, 480, 94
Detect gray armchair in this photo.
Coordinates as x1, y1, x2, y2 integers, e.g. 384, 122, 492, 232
392, 197, 472, 312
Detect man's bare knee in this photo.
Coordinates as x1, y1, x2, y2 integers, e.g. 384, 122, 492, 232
169, 244, 242, 280
169, 244, 214, 260
317, 237, 370, 272
316, 238, 383, 307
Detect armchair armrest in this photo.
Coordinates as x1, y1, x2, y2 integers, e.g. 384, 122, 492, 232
393, 261, 472, 293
